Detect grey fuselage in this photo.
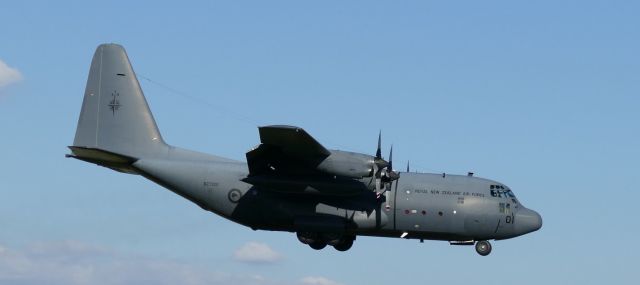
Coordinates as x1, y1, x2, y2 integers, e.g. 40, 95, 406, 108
131, 147, 541, 242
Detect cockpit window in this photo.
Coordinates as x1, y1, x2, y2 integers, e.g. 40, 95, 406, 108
490, 186, 517, 199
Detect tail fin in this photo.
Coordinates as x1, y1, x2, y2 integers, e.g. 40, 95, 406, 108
71, 44, 167, 159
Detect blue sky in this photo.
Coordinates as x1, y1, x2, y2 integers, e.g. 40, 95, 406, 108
1, 1, 639, 284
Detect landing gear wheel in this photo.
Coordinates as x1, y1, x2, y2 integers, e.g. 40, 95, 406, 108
333, 239, 354, 252
323, 233, 343, 246
309, 241, 327, 250
475, 240, 492, 256
297, 232, 317, 245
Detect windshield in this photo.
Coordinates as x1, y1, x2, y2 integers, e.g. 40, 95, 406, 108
490, 185, 516, 198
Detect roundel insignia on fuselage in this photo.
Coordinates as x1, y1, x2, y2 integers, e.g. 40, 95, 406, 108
228, 189, 242, 203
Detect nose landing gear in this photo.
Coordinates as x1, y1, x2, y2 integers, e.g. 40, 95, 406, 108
475, 240, 492, 256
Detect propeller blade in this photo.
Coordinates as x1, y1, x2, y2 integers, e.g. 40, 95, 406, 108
388, 145, 400, 181
372, 131, 389, 170
388, 145, 393, 171
375, 131, 382, 159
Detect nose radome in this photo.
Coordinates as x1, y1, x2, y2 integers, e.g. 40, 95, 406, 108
516, 208, 542, 235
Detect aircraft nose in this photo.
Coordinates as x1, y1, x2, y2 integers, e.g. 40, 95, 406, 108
515, 208, 542, 235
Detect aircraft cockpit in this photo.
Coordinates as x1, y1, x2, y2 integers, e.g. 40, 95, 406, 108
490, 184, 519, 204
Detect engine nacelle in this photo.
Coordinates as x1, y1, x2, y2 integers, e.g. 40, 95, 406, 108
315, 150, 380, 178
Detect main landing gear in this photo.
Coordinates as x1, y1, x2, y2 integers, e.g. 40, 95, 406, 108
297, 232, 356, 251
475, 240, 492, 256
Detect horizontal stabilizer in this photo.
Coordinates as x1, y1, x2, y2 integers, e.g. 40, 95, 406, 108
67, 146, 138, 174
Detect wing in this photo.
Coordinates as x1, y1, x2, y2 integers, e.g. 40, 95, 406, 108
245, 125, 377, 196
259, 125, 330, 160
246, 125, 331, 176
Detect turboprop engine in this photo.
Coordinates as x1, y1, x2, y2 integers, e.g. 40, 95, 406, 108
244, 126, 398, 196
315, 150, 382, 178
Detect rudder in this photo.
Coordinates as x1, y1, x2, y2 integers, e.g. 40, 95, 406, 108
72, 44, 167, 159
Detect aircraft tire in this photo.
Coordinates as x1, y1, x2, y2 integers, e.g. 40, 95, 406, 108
309, 241, 327, 250
323, 233, 343, 246
333, 239, 353, 252
475, 240, 492, 256
297, 232, 317, 245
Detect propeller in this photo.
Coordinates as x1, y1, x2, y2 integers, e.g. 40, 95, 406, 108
380, 145, 400, 209
370, 132, 399, 200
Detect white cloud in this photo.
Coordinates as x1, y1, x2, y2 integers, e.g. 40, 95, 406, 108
0, 59, 22, 88
299, 276, 344, 285
233, 242, 283, 264
0, 240, 345, 285
0, 240, 278, 285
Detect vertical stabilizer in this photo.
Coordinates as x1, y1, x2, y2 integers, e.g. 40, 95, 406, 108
73, 44, 167, 158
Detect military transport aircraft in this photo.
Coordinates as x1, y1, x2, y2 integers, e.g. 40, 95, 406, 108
68, 44, 542, 256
